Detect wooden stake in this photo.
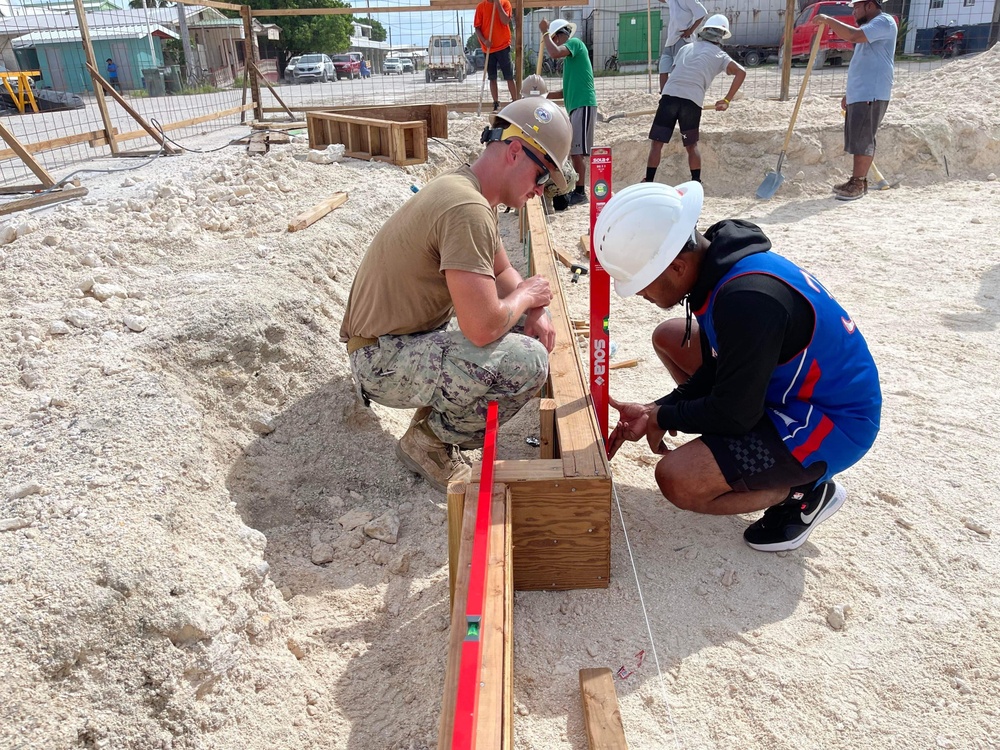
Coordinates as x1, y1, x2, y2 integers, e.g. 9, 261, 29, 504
579, 668, 628, 749
74, 0, 118, 155
85, 64, 180, 154
608, 358, 640, 370
553, 247, 575, 269
287, 192, 348, 232
248, 60, 296, 120
0, 187, 88, 216
0, 121, 56, 187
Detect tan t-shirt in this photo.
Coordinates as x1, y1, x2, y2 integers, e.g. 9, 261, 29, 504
340, 166, 498, 341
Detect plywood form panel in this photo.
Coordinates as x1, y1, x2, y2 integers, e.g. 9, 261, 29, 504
509, 478, 610, 590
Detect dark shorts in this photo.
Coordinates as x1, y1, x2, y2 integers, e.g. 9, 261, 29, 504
487, 46, 514, 81
701, 415, 827, 493
649, 95, 702, 145
844, 100, 889, 156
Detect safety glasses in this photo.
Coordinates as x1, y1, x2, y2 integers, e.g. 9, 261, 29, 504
507, 140, 551, 186
523, 148, 552, 186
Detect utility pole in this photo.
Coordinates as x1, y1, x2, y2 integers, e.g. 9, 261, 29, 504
176, 1, 195, 77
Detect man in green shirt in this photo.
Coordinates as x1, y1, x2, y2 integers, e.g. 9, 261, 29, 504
540, 18, 597, 206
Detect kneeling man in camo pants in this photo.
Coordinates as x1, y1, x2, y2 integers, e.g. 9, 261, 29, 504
341, 98, 573, 491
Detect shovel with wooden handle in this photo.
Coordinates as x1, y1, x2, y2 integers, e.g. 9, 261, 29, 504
477, 4, 497, 115
756, 27, 824, 200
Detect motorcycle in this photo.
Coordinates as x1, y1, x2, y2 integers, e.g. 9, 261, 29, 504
931, 22, 965, 58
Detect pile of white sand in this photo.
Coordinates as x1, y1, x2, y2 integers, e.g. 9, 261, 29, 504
1, 53, 998, 750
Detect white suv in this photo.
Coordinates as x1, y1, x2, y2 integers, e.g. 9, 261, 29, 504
293, 53, 335, 84
384, 57, 403, 75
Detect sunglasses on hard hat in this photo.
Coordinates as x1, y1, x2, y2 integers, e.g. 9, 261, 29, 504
507, 140, 551, 186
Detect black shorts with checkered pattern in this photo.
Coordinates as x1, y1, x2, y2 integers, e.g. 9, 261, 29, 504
701, 414, 826, 493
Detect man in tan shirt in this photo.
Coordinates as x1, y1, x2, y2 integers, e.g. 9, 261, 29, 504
341, 97, 573, 491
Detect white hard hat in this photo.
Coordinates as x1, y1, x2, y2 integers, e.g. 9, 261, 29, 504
548, 19, 577, 39
702, 13, 733, 39
594, 182, 704, 297
521, 74, 548, 97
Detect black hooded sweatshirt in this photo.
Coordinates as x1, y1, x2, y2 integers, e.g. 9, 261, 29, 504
654, 219, 815, 436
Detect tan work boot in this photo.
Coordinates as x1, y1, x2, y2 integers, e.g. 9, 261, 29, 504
834, 177, 867, 201
832, 178, 852, 193
395, 419, 471, 492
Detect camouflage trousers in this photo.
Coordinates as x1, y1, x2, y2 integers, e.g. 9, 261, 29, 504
348, 321, 548, 447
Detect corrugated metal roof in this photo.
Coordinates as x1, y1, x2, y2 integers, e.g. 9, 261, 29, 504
0, 5, 230, 36
11, 23, 179, 46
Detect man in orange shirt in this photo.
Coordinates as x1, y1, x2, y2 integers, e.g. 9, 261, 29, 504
475, 0, 518, 111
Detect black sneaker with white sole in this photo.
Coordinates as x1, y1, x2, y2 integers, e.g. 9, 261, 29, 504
743, 481, 847, 552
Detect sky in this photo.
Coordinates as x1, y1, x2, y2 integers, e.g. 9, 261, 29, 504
349, 1, 477, 48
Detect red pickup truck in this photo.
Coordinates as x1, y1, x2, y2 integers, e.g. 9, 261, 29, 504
332, 53, 361, 80
781, 0, 898, 68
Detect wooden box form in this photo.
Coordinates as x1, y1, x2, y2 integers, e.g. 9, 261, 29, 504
324, 103, 449, 139
471, 198, 612, 591
306, 111, 428, 166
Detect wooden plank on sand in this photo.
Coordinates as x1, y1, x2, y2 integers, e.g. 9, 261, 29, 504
287, 192, 348, 232
579, 668, 629, 750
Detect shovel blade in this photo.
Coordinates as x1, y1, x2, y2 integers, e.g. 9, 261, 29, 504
755, 170, 785, 200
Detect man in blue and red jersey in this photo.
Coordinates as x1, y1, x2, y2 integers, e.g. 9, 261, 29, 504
594, 181, 881, 552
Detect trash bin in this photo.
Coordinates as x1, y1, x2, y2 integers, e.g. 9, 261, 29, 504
163, 65, 182, 94
142, 67, 165, 97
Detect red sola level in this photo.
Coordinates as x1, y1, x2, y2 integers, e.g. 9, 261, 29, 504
451, 400, 500, 749
589, 148, 613, 445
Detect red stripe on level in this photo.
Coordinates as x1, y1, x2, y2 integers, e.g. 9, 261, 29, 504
451, 401, 499, 750
791, 413, 834, 463
797, 359, 822, 400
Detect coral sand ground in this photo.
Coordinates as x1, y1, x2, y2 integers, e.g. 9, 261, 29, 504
2, 48, 999, 750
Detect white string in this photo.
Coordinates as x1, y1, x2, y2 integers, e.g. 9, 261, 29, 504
610, 474, 686, 750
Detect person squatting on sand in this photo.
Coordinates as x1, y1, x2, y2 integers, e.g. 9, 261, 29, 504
644, 15, 746, 186
340, 98, 573, 492
595, 181, 882, 551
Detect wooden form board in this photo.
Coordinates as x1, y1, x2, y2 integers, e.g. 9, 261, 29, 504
526, 197, 608, 480
439, 484, 511, 750
579, 668, 629, 749
306, 111, 428, 166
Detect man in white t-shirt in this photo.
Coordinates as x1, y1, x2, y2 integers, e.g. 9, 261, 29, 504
644, 15, 745, 185
656, 0, 707, 90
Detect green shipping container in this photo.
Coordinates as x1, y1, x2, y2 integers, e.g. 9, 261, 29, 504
617, 11, 663, 64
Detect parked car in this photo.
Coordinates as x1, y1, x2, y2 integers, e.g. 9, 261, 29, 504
283, 55, 301, 82
293, 53, 335, 83
466, 48, 485, 71
383, 57, 404, 75
399, 57, 415, 73
332, 53, 362, 80
781, 0, 899, 68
